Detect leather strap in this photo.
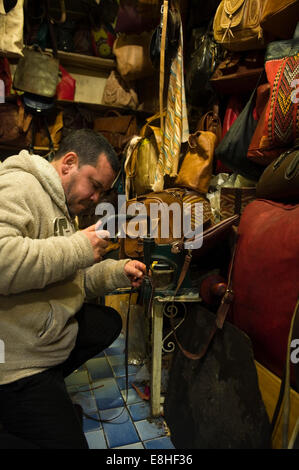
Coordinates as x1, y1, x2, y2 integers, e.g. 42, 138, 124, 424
169, 236, 238, 361
159, 0, 168, 133
271, 298, 299, 448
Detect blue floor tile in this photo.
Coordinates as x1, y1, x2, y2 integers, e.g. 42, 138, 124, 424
100, 407, 140, 448
85, 429, 107, 449
86, 357, 114, 381
128, 402, 150, 422
114, 442, 144, 449
93, 377, 124, 410
105, 345, 125, 356
144, 436, 175, 449
107, 354, 140, 377
83, 411, 102, 433
115, 374, 136, 391
134, 418, 166, 441
121, 387, 144, 405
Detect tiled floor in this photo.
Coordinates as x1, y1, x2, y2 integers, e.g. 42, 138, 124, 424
65, 333, 175, 450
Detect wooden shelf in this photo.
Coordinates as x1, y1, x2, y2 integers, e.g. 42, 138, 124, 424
45, 49, 116, 73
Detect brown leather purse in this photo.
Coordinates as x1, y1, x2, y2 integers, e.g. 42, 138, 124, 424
174, 131, 217, 194
93, 110, 138, 155
256, 143, 299, 202
197, 105, 222, 147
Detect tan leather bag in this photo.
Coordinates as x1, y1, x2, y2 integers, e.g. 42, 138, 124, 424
213, 0, 264, 51
261, 0, 299, 39
197, 105, 222, 147
0, 0, 24, 58
102, 70, 139, 110
113, 31, 155, 81
175, 131, 217, 195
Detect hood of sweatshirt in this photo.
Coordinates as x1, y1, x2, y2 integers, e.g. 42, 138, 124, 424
0, 150, 69, 218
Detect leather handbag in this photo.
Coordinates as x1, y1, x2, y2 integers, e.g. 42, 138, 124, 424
174, 131, 217, 195
256, 143, 299, 202
214, 85, 265, 181
185, 23, 222, 105
56, 65, 76, 101
0, 0, 24, 58
230, 199, 299, 387
197, 105, 222, 147
120, 188, 184, 259
13, 46, 59, 98
93, 110, 138, 155
149, 0, 180, 70
0, 101, 31, 146
213, 0, 265, 51
124, 112, 164, 198
113, 31, 155, 81
102, 70, 139, 110
247, 24, 299, 165
261, 0, 299, 40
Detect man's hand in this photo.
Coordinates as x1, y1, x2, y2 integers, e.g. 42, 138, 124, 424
81, 224, 110, 263
124, 260, 146, 288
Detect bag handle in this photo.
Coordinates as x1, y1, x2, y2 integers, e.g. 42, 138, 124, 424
159, 0, 168, 133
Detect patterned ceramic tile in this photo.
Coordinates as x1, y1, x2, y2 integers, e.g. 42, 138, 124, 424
93, 377, 124, 410
144, 436, 175, 449
134, 418, 166, 441
85, 429, 107, 449
100, 407, 140, 448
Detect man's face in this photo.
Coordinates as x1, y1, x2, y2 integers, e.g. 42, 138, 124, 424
64, 153, 116, 217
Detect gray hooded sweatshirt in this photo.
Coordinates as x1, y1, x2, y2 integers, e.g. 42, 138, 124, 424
0, 151, 130, 384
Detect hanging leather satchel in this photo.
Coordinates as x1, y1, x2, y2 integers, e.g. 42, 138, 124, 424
113, 31, 155, 81
13, 46, 59, 98
213, 0, 265, 51
256, 143, 299, 202
174, 131, 217, 195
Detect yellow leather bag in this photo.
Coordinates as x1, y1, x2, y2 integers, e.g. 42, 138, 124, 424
124, 113, 164, 198
213, 0, 264, 51
174, 131, 217, 195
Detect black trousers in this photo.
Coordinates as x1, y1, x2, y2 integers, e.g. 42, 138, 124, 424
0, 303, 122, 449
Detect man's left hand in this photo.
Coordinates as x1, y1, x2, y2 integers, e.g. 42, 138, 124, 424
124, 260, 146, 288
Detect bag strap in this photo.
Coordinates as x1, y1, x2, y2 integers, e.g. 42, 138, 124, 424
271, 298, 299, 448
168, 236, 238, 360
159, 0, 168, 133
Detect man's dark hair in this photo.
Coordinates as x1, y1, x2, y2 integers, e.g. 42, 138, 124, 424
53, 129, 120, 173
